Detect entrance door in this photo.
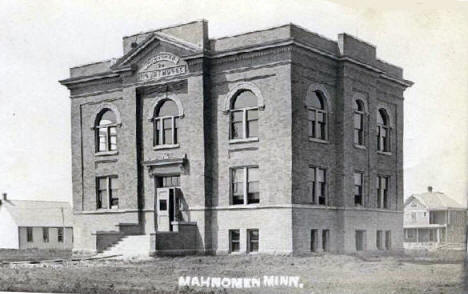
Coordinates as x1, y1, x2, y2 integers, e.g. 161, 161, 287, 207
156, 187, 182, 232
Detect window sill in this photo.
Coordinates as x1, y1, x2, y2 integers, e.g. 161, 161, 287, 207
229, 203, 261, 208
308, 138, 329, 144
95, 151, 118, 157
377, 151, 392, 156
153, 144, 180, 150
354, 144, 366, 150
229, 137, 259, 144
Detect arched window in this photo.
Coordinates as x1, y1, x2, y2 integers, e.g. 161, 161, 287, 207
154, 99, 179, 146
307, 90, 327, 140
96, 109, 118, 152
353, 100, 365, 146
377, 109, 390, 152
230, 90, 258, 140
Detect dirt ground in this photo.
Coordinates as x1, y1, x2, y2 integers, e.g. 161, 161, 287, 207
0, 252, 464, 294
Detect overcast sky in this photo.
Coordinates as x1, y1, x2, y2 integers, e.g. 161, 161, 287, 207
0, 0, 467, 206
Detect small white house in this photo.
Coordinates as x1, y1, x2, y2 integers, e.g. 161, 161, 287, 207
0, 194, 73, 249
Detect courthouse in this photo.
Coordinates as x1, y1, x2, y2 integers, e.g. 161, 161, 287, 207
60, 21, 412, 255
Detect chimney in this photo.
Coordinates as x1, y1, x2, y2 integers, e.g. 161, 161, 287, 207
2, 193, 7, 200
427, 186, 433, 193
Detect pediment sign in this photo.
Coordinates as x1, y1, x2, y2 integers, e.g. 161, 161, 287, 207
138, 52, 188, 82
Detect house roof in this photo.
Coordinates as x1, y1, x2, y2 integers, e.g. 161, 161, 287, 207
2, 200, 72, 227
405, 192, 465, 210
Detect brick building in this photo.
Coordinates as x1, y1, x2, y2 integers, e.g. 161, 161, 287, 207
60, 21, 412, 255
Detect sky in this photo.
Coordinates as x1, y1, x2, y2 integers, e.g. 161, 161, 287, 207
0, 0, 467, 206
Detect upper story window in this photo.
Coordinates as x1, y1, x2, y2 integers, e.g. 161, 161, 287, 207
377, 109, 390, 153
309, 166, 327, 205
307, 90, 328, 141
153, 99, 179, 147
231, 166, 259, 205
230, 90, 259, 140
95, 110, 118, 153
353, 100, 365, 146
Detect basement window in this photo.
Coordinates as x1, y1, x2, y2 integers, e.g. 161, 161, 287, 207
322, 230, 329, 252
229, 230, 240, 253
310, 229, 318, 252
385, 231, 392, 250
376, 230, 383, 250
247, 229, 259, 253
355, 230, 366, 251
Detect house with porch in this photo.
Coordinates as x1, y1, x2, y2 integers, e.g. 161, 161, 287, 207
403, 187, 466, 249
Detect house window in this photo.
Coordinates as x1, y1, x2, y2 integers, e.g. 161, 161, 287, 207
309, 166, 326, 205
307, 90, 327, 141
158, 176, 180, 187
385, 231, 392, 250
96, 176, 119, 209
377, 109, 390, 152
353, 100, 365, 146
230, 90, 259, 140
310, 229, 318, 252
322, 230, 329, 252
229, 230, 240, 253
95, 109, 118, 153
57, 227, 64, 243
411, 212, 416, 222
26, 227, 33, 242
43, 227, 49, 243
377, 176, 389, 209
231, 166, 259, 205
247, 229, 259, 253
355, 230, 366, 251
354, 172, 363, 206
153, 99, 179, 147
376, 230, 383, 250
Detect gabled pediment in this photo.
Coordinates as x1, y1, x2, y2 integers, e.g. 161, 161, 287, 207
112, 32, 201, 70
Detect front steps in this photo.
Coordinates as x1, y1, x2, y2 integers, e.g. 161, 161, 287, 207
97, 235, 151, 259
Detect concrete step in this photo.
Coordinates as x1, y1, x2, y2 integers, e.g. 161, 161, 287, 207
96, 235, 151, 258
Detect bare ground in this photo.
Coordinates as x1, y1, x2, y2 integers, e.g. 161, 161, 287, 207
0, 252, 464, 294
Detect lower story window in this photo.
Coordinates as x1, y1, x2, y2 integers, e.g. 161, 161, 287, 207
26, 227, 33, 242
229, 230, 240, 253
96, 176, 119, 209
57, 227, 64, 243
231, 166, 259, 205
43, 227, 49, 243
248, 229, 259, 253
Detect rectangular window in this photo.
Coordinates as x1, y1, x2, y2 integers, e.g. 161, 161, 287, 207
229, 230, 240, 253
377, 176, 389, 209
159, 199, 167, 211
322, 229, 329, 252
385, 231, 391, 250
310, 229, 318, 252
354, 172, 363, 206
309, 167, 326, 205
248, 229, 259, 253
355, 230, 366, 251
96, 176, 119, 209
57, 227, 64, 243
158, 176, 180, 188
231, 167, 260, 205
163, 118, 173, 145
376, 230, 383, 250
26, 227, 33, 242
43, 227, 49, 243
